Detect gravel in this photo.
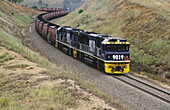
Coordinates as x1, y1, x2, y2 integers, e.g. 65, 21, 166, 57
26, 18, 170, 110
116, 75, 170, 103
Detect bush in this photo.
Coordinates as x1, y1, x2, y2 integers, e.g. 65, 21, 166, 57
165, 73, 170, 79
78, 9, 84, 14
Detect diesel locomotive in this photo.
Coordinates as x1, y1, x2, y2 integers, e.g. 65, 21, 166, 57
35, 8, 130, 74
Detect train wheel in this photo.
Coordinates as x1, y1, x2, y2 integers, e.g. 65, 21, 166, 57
79, 52, 82, 60
60, 43, 62, 50
96, 61, 100, 70
58, 43, 61, 50
47, 35, 49, 43
69, 48, 72, 56
47, 35, 51, 44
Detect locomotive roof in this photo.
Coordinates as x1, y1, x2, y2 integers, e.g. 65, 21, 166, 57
57, 27, 62, 31
101, 37, 127, 45
72, 28, 84, 32
65, 27, 72, 30
89, 33, 109, 38
63, 26, 84, 32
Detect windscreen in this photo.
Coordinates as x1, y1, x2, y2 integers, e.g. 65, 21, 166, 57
106, 44, 129, 52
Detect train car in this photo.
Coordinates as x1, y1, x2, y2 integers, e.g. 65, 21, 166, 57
42, 21, 49, 38
48, 24, 60, 44
38, 21, 44, 34
38, 8, 64, 12
38, 8, 42, 11
43, 14, 48, 20
35, 18, 39, 31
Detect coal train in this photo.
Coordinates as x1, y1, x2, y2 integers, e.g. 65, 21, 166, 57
35, 8, 130, 74
38, 8, 65, 12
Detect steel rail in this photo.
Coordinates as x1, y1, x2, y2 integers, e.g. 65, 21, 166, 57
125, 74, 170, 95
113, 75, 170, 104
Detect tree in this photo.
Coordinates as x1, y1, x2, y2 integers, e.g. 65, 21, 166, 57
46, 3, 48, 8
32, 5, 38, 10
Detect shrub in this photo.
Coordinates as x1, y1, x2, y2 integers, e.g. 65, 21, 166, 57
78, 9, 84, 14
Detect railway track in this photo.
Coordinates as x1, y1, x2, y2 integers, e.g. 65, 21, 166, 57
114, 74, 170, 104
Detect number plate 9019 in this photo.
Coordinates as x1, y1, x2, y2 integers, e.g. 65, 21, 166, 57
113, 55, 124, 60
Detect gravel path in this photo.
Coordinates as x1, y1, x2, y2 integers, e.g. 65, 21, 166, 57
27, 18, 170, 110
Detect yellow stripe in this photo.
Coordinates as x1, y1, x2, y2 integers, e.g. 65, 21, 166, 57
107, 42, 111, 44
107, 42, 129, 45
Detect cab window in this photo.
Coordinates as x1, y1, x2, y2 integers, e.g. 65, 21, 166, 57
106, 44, 129, 52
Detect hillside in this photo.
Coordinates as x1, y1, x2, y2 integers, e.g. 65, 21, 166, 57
20, 0, 85, 11
0, 0, 40, 39
20, 0, 64, 8
56, 0, 170, 84
0, 0, 122, 109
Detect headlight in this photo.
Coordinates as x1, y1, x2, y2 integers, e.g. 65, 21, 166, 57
108, 54, 110, 59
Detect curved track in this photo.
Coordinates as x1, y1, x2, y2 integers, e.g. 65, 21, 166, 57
27, 15, 170, 110
114, 74, 170, 104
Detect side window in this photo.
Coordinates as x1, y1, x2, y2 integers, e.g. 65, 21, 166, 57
89, 40, 95, 52
67, 33, 70, 43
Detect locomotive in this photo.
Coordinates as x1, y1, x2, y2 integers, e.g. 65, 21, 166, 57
35, 8, 130, 74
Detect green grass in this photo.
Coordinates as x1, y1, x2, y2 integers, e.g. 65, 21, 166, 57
49, 67, 119, 107
0, 1, 127, 109
0, 29, 53, 68
0, 97, 10, 108
0, 73, 5, 79
93, 1, 108, 11
13, 83, 75, 109
0, 96, 20, 110
129, 0, 170, 20
32, 84, 73, 108
56, 0, 170, 83
0, 52, 15, 63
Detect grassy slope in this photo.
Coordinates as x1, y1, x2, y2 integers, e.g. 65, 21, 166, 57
0, 0, 124, 109
21, 0, 64, 8
57, 0, 170, 84
0, 0, 41, 38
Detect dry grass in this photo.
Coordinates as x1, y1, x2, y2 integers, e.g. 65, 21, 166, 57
0, 50, 15, 63
56, 0, 170, 84
0, 1, 124, 109
21, 0, 64, 8
0, 47, 121, 110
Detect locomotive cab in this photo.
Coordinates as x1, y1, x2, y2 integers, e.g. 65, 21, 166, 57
102, 38, 130, 74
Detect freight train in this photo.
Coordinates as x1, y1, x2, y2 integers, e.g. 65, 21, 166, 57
35, 8, 130, 74
38, 8, 65, 12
